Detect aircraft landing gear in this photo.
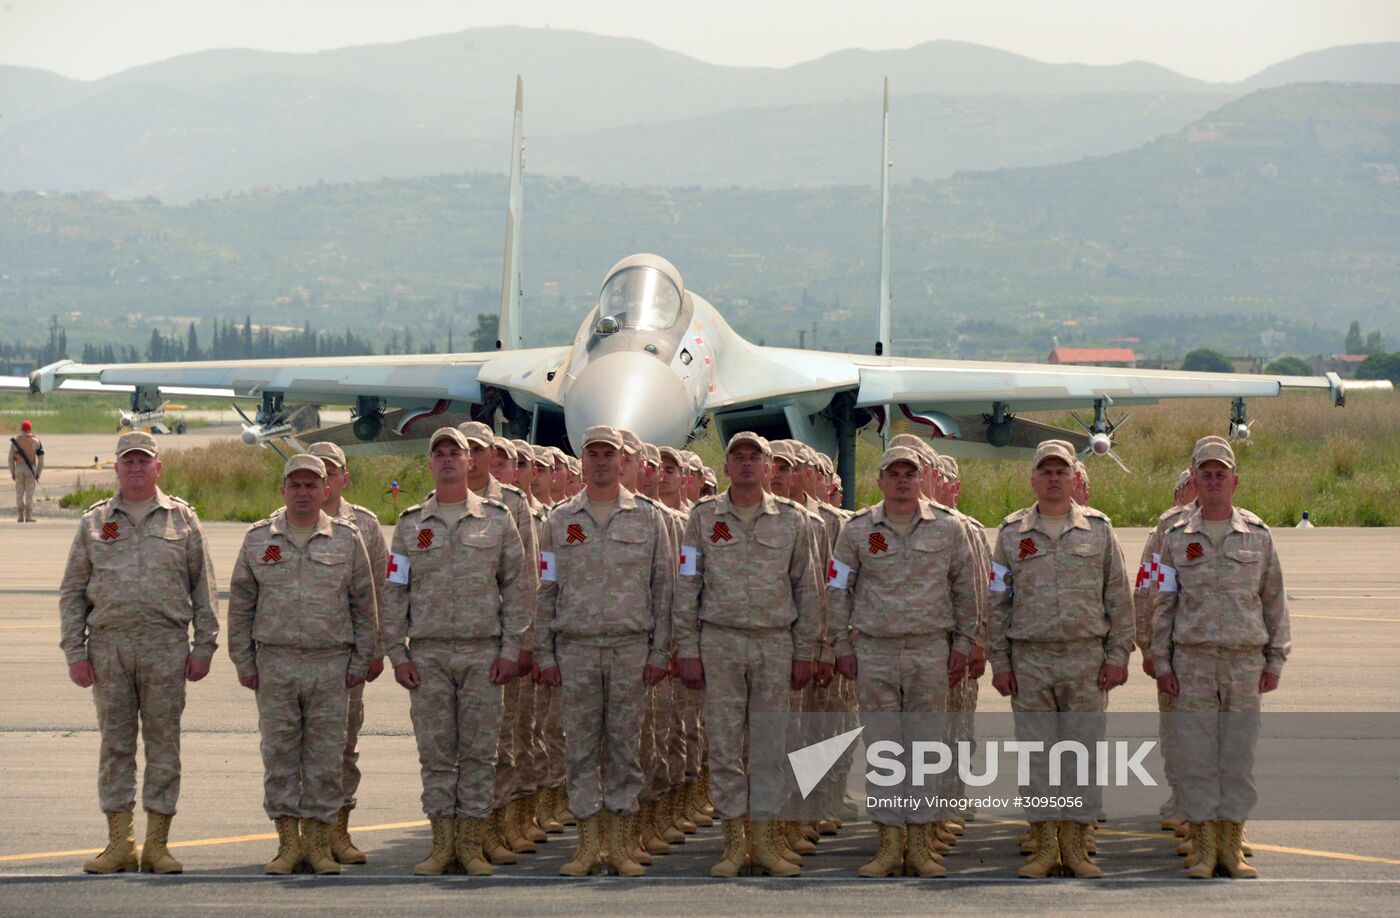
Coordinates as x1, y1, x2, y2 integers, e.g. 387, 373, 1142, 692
353, 396, 385, 442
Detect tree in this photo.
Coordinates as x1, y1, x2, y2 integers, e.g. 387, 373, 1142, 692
1345, 320, 1364, 354
186, 322, 200, 361
1264, 355, 1311, 376
471, 313, 499, 352
1365, 330, 1385, 355
1181, 348, 1233, 373
1356, 352, 1400, 386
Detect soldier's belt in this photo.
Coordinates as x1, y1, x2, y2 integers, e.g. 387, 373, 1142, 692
698, 621, 790, 637
1009, 638, 1103, 652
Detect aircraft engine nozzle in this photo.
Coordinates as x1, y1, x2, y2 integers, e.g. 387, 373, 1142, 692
1090, 432, 1112, 455
564, 350, 694, 450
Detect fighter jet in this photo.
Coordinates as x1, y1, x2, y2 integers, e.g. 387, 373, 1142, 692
13, 78, 1391, 505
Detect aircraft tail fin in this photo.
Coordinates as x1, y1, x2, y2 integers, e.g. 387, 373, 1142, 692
875, 77, 892, 361
496, 75, 525, 350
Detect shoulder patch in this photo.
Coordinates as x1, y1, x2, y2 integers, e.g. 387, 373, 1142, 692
85, 497, 113, 513
850, 506, 874, 519
500, 483, 524, 497
248, 517, 274, 532
1167, 515, 1190, 532
1080, 506, 1110, 521
482, 497, 511, 515
1238, 508, 1267, 528
1001, 507, 1031, 527
398, 503, 423, 520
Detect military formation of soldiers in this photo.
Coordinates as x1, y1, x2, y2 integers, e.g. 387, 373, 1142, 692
59, 422, 1289, 879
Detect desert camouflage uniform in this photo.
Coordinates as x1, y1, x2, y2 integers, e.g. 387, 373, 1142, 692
1152, 506, 1290, 823
383, 491, 531, 818
828, 499, 979, 825
228, 509, 376, 823
1134, 503, 1192, 806
331, 499, 388, 811
643, 500, 683, 803
945, 510, 991, 815
538, 487, 673, 819
675, 491, 822, 820
59, 489, 218, 815
8, 431, 42, 521
988, 503, 1134, 822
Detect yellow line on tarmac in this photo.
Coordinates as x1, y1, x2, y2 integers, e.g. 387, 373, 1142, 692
0, 819, 428, 863
990, 819, 1400, 867
1291, 614, 1400, 624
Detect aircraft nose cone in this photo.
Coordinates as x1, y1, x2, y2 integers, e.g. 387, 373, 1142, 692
564, 350, 694, 450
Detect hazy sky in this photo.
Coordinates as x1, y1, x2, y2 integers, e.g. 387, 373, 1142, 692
2, 0, 1397, 82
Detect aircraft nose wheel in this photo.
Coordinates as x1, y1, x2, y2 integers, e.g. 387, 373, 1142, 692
352, 412, 383, 441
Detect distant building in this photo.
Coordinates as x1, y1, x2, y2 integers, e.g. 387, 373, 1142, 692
1047, 347, 1137, 368
1311, 354, 1370, 378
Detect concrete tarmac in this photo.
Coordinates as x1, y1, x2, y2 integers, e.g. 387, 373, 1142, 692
2, 521, 1398, 915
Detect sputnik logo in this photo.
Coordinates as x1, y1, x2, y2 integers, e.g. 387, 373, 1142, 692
788, 726, 864, 799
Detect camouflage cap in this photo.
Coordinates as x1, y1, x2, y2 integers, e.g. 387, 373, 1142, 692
702, 468, 717, 486
546, 446, 568, 466
768, 440, 797, 466
817, 454, 835, 477
116, 430, 159, 458
1033, 439, 1078, 469
283, 453, 327, 480
683, 451, 704, 473
879, 445, 923, 472
428, 426, 472, 454
938, 454, 960, 482
582, 425, 625, 450
511, 439, 539, 464
566, 456, 581, 474
492, 436, 517, 461
888, 433, 937, 466
1192, 436, 1236, 469
658, 445, 684, 468
617, 428, 642, 455
455, 420, 494, 448
726, 430, 771, 456
1175, 468, 1194, 493
641, 442, 660, 466
1075, 459, 1089, 482
307, 440, 347, 469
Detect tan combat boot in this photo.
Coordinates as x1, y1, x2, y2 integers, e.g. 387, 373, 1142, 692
699, 766, 714, 815
1058, 821, 1103, 879
1185, 821, 1219, 879
1018, 824, 1037, 855
1216, 822, 1259, 879
301, 818, 341, 875
264, 816, 303, 875
817, 818, 840, 836
710, 818, 748, 878
686, 780, 713, 827
1017, 821, 1060, 878
538, 787, 565, 834
624, 812, 652, 866
1178, 822, 1197, 859
139, 811, 182, 874
330, 805, 366, 865
749, 820, 801, 877
503, 798, 536, 853
1241, 825, 1254, 858
604, 812, 646, 877
412, 817, 458, 876
672, 787, 698, 835
640, 800, 673, 855
946, 817, 965, 836
483, 809, 519, 865
557, 792, 577, 827
935, 822, 958, 847
767, 817, 802, 866
454, 817, 494, 876
657, 791, 685, 845
559, 814, 605, 877
903, 823, 948, 878
84, 811, 138, 874
521, 794, 548, 844
858, 824, 905, 878
784, 820, 817, 856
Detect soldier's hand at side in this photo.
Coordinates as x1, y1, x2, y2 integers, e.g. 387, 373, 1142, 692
184, 655, 210, 682
345, 672, 364, 688
946, 650, 968, 686
1098, 663, 1128, 691
1142, 657, 1156, 678
68, 660, 95, 688
992, 671, 1017, 697
1156, 673, 1179, 697
1259, 672, 1280, 694
516, 650, 535, 680
643, 664, 668, 687
790, 659, 813, 690
678, 657, 705, 691
539, 665, 563, 688
967, 646, 987, 679
366, 657, 385, 682
394, 661, 421, 690
813, 661, 834, 688
489, 657, 516, 685
239, 674, 259, 691
835, 654, 857, 681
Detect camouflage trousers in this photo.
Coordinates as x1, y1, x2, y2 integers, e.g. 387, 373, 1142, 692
493, 679, 521, 809
407, 640, 503, 819
511, 679, 544, 798
13, 469, 34, 517
1158, 688, 1179, 795
680, 686, 705, 781
540, 685, 566, 787
1009, 640, 1107, 823
700, 625, 792, 821
89, 629, 189, 815
645, 677, 685, 799
1171, 645, 1264, 823
556, 636, 650, 819
856, 633, 950, 825
255, 647, 348, 824
945, 662, 981, 818
342, 681, 365, 809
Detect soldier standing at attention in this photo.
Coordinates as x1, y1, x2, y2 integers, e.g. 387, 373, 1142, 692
382, 427, 531, 875
1153, 437, 1289, 880
306, 441, 387, 865
228, 454, 376, 875
675, 432, 822, 878
828, 446, 979, 878
536, 426, 673, 877
9, 418, 43, 522
60, 431, 218, 874
988, 440, 1133, 879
